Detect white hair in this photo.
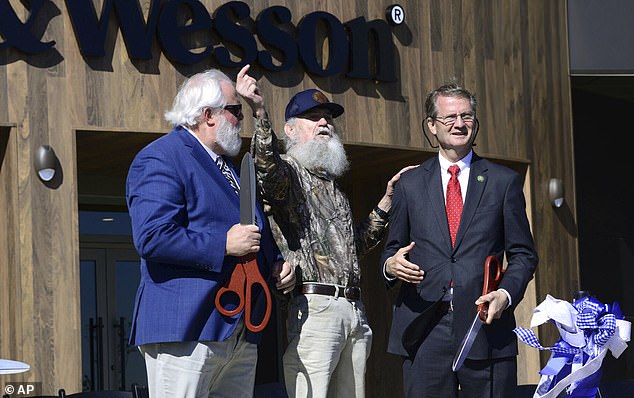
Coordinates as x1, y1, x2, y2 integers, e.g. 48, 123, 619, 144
286, 132, 349, 178
164, 69, 233, 128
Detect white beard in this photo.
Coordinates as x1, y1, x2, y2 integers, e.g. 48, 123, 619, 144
215, 115, 242, 157
286, 133, 349, 178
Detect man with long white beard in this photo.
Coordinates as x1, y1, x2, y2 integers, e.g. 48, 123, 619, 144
237, 65, 413, 398
126, 68, 295, 398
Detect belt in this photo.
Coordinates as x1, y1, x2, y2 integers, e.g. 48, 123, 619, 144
296, 283, 361, 301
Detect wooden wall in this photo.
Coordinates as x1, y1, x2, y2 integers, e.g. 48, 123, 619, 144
0, 0, 578, 394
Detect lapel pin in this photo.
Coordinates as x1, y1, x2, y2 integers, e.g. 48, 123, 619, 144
477, 175, 485, 183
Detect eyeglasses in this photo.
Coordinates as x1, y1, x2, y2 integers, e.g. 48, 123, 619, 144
223, 104, 243, 120
433, 112, 475, 126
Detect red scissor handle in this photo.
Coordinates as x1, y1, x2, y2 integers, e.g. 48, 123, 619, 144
477, 255, 504, 322
214, 254, 272, 332
241, 259, 272, 332
215, 262, 247, 317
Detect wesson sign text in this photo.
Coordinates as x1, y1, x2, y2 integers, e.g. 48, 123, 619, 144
0, 0, 402, 81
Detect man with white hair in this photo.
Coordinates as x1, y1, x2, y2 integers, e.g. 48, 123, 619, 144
237, 65, 413, 398
126, 68, 295, 398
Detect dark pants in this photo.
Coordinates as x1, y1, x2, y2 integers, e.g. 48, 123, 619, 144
402, 310, 517, 398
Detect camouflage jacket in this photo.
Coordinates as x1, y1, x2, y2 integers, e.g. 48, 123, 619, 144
252, 117, 388, 287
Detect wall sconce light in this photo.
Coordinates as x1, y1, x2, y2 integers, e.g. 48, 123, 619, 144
34, 145, 57, 182
549, 178, 564, 208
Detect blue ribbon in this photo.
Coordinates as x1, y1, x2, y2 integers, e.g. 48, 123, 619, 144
574, 297, 618, 350
515, 296, 624, 397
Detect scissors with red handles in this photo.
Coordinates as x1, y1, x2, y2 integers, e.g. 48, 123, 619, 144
452, 255, 504, 371
477, 255, 504, 322
214, 154, 272, 333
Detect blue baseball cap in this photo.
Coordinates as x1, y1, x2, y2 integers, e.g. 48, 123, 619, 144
285, 89, 344, 121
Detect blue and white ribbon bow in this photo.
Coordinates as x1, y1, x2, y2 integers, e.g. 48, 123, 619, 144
513, 294, 631, 398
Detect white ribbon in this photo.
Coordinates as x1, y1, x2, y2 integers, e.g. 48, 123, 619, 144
530, 295, 586, 348
515, 295, 631, 398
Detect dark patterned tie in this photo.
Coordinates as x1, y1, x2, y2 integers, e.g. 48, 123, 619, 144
215, 156, 239, 194
446, 165, 463, 247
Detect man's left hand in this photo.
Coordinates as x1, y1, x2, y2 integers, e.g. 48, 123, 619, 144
475, 290, 509, 324
273, 261, 296, 294
376, 165, 418, 211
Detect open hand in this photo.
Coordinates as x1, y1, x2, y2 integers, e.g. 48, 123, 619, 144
386, 242, 424, 283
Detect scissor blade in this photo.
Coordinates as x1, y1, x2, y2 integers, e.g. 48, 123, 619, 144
240, 153, 256, 225
0, 359, 30, 375
452, 313, 483, 372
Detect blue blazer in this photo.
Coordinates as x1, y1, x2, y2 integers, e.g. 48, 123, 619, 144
381, 153, 538, 359
126, 126, 281, 346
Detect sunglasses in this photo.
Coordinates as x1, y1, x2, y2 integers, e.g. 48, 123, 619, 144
223, 104, 243, 120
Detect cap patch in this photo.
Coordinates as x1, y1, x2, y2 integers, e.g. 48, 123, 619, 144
312, 91, 329, 103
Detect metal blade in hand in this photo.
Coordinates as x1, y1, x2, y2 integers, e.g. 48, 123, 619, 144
0, 359, 30, 374
452, 313, 483, 372
239, 153, 256, 225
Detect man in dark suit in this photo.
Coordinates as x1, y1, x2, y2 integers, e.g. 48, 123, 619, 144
126, 69, 295, 398
381, 83, 538, 398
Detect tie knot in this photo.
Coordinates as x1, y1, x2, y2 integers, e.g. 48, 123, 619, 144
448, 165, 460, 178
215, 156, 225, 167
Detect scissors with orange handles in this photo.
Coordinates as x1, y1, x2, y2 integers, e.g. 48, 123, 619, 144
215, 253, 272, 332
214, 153, 272, 333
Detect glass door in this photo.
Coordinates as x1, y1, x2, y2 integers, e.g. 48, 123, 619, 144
80, 247, 146, 391
79, 211, 146, 391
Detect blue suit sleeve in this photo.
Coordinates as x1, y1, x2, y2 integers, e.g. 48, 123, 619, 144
126, 147, 228, 273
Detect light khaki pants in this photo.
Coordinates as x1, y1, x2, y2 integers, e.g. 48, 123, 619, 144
140, 321, 257, 398
284, 294, 373, 398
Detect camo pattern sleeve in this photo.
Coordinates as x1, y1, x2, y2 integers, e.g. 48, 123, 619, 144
251, 116, 387, 286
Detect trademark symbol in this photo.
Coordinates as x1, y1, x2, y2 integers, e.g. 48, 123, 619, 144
386, 4, 404, 26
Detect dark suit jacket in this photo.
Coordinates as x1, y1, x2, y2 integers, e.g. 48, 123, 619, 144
381, 153, 538, 359
126, 126, 281, 346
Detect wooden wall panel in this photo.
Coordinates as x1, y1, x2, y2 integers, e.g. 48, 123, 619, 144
0, 0, 578, 394
0, 125, 21, 378
522, 0, 580, 353
0, 67, 7, 121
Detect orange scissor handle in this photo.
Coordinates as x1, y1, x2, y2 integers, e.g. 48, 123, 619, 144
477, 255, 504, 322
214, 254, 272, 332
241, 259, 272, 333
215, 262, 247, 317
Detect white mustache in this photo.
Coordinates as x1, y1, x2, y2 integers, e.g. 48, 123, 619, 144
317, 126, 333, 135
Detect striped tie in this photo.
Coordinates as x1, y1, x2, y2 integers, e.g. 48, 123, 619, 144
215, 156, 239, 194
